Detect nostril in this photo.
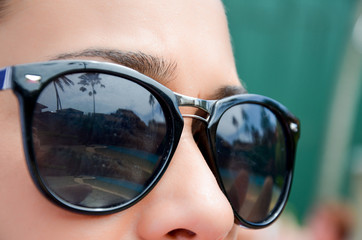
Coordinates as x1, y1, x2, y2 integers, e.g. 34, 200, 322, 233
167, 228, 196, 238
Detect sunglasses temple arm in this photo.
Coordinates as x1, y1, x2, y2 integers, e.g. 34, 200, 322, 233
0, 67, 12, 91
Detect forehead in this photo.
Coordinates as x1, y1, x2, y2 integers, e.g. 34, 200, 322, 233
0, 0, 228, 57
0, 0, 241, 96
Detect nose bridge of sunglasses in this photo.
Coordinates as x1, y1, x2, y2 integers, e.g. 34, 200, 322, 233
175, 93, 216, 122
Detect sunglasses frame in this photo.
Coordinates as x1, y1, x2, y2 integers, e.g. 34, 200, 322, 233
206, 94, 299, 228
2, 60, 300, 229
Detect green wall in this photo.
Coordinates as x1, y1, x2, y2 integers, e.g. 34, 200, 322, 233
224, 0, 358, 220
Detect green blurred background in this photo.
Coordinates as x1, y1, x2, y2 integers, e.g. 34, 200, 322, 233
223, 0, 362, 237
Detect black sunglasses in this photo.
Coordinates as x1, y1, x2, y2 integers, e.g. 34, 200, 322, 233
0, 60, 300, 229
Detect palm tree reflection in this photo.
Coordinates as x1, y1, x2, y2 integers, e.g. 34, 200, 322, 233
78, 73, 105, 114
53, 76, 74, 111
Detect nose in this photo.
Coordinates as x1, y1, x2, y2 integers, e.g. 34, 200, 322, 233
136, 121, 235, 239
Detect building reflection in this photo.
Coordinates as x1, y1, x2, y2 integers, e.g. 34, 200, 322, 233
32, 101, 167, 207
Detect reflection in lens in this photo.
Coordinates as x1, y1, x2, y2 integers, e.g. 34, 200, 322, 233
215, 104, 287, 223
32, 73, 168, 209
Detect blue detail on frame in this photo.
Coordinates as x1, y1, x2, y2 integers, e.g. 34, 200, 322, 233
0, 68, 6, 90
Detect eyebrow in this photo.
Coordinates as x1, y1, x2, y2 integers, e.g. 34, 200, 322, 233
52, 48, 246, 99
52, 48, 177, 85
0, 0, 10, 20
213, 85, 247, 99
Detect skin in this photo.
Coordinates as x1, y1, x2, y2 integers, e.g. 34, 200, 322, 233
0, 0, 247, 239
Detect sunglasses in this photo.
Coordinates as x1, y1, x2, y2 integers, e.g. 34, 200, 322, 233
0, 60, 300, 229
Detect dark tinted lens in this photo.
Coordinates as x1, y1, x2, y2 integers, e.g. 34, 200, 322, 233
32, 72, 168, 209
215, 103, 287, 223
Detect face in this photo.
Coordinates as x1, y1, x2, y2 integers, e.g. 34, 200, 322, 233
0, 0, 244, 239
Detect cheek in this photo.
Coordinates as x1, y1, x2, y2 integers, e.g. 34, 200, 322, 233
0, 91, 37, 236
0, 92, 27, 196
0, 91, 54, 238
